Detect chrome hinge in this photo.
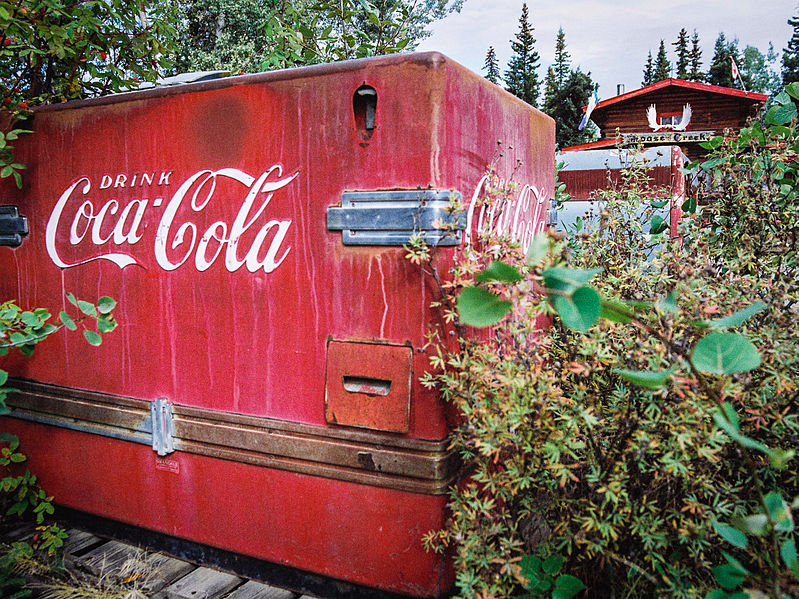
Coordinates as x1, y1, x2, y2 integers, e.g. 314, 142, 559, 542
0, 206, 29, 247
151, 398, 175, 456
326, 189, 465, 246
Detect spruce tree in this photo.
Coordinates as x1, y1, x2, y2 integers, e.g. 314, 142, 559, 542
553, 27, 570, 88
689, 29, 703, 81
543, 67, 558, 108
653, 40, 671, 81
673, 27, 689, 79
542, 69, 598, 149
642, 50, 654, 86
483, 46, 500, 84
504, 2, 540, 107
708, 32, 734, 87
783, 9, 799, 84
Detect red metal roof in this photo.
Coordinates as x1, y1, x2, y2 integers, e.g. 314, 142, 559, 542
592, 79, 768, 112
561, 138, 620, 152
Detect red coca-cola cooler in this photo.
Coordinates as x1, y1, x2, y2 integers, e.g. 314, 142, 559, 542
0, 53, 553, 597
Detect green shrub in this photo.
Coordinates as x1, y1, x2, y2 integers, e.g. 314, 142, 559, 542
414, 87, 799, 598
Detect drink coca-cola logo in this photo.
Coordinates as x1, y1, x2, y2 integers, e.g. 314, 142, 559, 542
46, 166, 298, 273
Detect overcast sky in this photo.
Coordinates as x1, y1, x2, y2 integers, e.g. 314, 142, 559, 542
416, 0, 797, 99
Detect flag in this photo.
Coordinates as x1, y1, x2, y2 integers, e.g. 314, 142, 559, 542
578, 90, 599, 131
731, 56, 740, 81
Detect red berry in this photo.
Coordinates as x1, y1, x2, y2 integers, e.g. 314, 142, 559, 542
100, 51, 107, 61
18, 101, 28, 108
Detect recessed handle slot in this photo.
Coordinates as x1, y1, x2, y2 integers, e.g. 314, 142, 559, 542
353, 84, 377, 141
343, 376, 392, 396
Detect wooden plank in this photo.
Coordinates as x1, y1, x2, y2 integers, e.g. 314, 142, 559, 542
142, 554, 196, 593
225, 580, 296, 599
226, 580, 297, 599
77, 540, 138, 576
1, 523, 36, 542
62, 529, 103, 555
164, 566, 242, 599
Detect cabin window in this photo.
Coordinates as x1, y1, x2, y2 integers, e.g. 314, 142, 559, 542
659, 112, 682, 126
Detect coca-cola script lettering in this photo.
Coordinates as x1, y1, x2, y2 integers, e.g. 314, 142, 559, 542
464, 174, 548, 249
46, 166, 298, 274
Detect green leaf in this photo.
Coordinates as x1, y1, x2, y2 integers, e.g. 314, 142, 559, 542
786, 82, 799, 100
526, 232, 549, 267
0, 434, 19, 451
0, 369, 6, 387
96, 317, 117, 334
521, 555, 542, 575
77, 300, 97, 317
699, 135, 723, 150
705, 302, 767, 329
553, 285, 601, 332
600, 299, 632, 324
774, 90, 792, 105
712, 404, 770, 453
65, 292, 78, 307
657, 291, 678, 314
701, 157, 726, 171
542, 554, 564, 575
767, 447, 796, 469
83, 330, 102, 346
96, 296, 116, 314
475, 261, 522, 283
552, 574, 585, 599
520, 554, 542, 589
781, 538, 799, 580
712, 521, 747, 549
691, 332, 761, 375
764, 492, 793, 532
542, 267, 601, 293
59, 311, 77, 331
650, 199, 668, 209
20, 311, 39, 327
734, 514, 768, 536
649, 214, 668, 235
765, 102, 797, 126
705, 591, 747, 599
457, 287, 512, 328
614, 368, 673, 390
712, 563, 746, 590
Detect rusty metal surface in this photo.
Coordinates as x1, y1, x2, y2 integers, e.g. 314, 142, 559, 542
7, 379, 456, 494
324, 339, 412, 433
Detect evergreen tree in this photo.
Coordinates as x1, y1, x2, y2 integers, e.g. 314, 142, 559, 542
707, 32, 736, 87
642, 50, 654, 86
542, 69, 598, 149
741, 44, 781, 93
483, 46, 501, 84
504, 2, 540, 107
688, 29, 703, 81
673, 27, 690, 79
653, 39, 671, 81
783, 9, 799, 84
553, 27, 570, 88
543, 67, 558, 108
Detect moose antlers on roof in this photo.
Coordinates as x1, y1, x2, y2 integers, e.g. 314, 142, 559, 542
647, 103, 692, 132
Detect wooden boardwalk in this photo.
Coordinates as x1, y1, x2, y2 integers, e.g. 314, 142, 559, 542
3, 525, 319, 599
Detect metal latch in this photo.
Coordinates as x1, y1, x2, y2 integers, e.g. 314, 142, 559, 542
326, 190, 465, 246
151, 398, 175, 456
0, 206, 29, 247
